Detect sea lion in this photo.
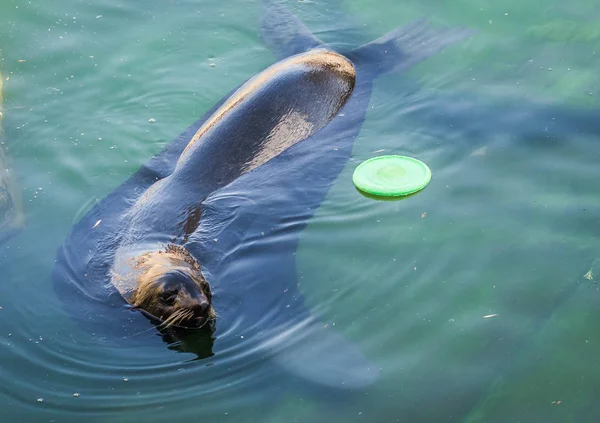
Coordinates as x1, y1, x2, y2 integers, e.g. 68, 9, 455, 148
109, 49, 356, 330
53, 1, 471, 389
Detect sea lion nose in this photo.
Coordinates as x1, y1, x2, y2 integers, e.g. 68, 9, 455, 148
197, 299, 210, 314
192, 299, 210, 316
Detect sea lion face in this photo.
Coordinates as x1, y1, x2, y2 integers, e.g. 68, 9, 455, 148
140, 270, 214, 329
128, 247, 216, 330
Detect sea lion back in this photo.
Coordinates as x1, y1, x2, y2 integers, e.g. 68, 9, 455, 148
171, 50, 356, 191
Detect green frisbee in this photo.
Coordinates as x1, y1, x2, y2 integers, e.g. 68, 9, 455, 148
352, 155, 432, 197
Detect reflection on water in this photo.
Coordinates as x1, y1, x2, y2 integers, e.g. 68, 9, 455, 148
1, 0, 599, 422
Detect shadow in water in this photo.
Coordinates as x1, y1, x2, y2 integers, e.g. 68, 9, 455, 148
143, 312, 217, 359
162, 325, 216, 359
355, 186, 425, 201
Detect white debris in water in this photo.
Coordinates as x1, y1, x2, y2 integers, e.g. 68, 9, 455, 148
37, 398, 44, 403
483, 314, 499, 319
148, 118, 156, 123
470, 146, 488, 157
73, 393, 80, 398
123, 378, 129, 382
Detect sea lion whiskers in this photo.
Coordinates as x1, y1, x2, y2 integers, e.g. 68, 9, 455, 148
158, 308, 190, 330
121, 306, 209, 340
121, 323, 161, 340
157, 307, 214, 331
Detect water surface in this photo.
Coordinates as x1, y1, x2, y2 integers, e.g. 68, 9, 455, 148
1, 0, 599, 422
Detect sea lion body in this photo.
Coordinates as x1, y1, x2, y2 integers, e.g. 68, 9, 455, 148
109, 50, 355, 327
53, 1, 471, 389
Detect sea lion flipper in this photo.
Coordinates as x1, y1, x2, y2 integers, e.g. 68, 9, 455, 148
270, 319, 380, 389
349, 19, 475, 76
260, 0, 324, 60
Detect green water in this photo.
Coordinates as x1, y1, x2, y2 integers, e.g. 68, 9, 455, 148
1, 0, 600, 422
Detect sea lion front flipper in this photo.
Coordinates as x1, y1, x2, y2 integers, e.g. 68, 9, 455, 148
268, 317, 380, 389
261, 0, 324, 60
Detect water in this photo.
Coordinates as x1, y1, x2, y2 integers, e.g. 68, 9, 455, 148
1, 0, 599, 422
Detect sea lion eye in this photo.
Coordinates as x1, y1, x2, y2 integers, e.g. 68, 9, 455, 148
160, 289, 178, 305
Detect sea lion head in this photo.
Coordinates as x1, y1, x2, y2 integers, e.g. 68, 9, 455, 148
128, 245, 216, 330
